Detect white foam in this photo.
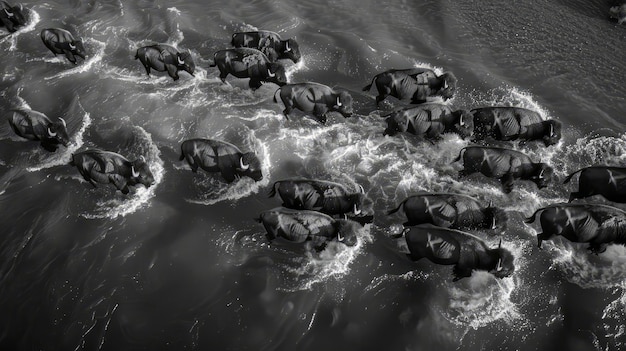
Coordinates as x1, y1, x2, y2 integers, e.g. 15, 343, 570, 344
44, 38, 106, 80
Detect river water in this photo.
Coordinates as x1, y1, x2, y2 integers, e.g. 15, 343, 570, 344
1, 0, 625, 350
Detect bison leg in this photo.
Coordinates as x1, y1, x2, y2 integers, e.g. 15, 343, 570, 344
109, 174, 130, 194
500, 174, 515, 194
588, 242, 608, 255
166, 65, 179, 81
143, 63, 151, 76
220, 168, 237, 183
452, 266, 472, 281
184, 155, 199, 173
249, 79, 263, 90
64, 51, 77, 65
40, 141, 59, 152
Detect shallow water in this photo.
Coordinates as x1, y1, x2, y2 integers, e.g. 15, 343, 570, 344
1, 0, 625, 350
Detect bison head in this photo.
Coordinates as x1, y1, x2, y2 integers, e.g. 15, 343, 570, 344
482, 201, 508, 232
334, 91, 353, 118
532, 163, 554, 189
237, 152, 263, 181
176, 50, 195, 77
47, 118, 70, 147
438, 72, 457, 100
542, 120, 561, 147
130, 156, 156, 188
609, 5, 626, 24
451, 109, 474, 139
489, 241, 515, 279
266, 62, 287, 86
334, 219, 359, 246
2, 2, 26, 26
69, 40, 86, 59
282, 38, 301, 63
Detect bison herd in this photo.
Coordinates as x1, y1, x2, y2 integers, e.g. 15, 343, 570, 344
3, 2, 626, 282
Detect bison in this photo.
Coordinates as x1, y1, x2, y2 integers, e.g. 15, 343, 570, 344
563, 166, 626, 203
382, 103, 474, 139
268, 179, 365, 216
257, 207, 360, 249
135, 44, 195, 81
454, 146, 554, 193
387, 193, 507, 232
40, 28, 86, 64
273, 82, 353, 124
525, 203, 626, 254
403, 225, 515, 281
179, 138, 263, 182
362, 68, 457, 105
231, 30, 301, 63
0, 1, 26, 33
71, 150, 155, 194
209, 48, 287, 89
470, 107, 562, 146
8, 108, 70, 152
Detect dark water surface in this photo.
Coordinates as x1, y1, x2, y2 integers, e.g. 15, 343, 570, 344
1, 0, 625, 350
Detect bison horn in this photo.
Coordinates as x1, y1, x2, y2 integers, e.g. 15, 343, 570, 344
267, 68, 275, 78
488, 200, 493, 208
284, 41, 291, 52
239, 156, 249, 170
47, 127, 57, 137
131, 166, 140, 178
19, 3, 22, 11
336, 96, 342, 107
337, 232, 345, 242
177, 56, 185, 65
139, 155, 146, 163
491, 216, 497, 230
4, 8, 12, 17
353, 204, 361, 216
358, 184, 364, 194
443, 79, 448, 90
496, 258, 503, 272
69, 42, 76, 50
459, 114, 465, 126
59, 117, 67, 128
538, 168, 545, 179
549, 124, 555, 137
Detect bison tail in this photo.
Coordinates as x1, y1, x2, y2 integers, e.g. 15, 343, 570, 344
272, 87, 281, 104
386, 201, 405, 216
267, 181, 279, 198
563, 168, 585, 184
362, 76, 376, 92
524, 208, 543, 224
452, 147, 467, 163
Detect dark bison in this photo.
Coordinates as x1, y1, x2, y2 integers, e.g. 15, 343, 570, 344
0, 1, 26, 33
231, 30, 301, 63
135, 44, 195, 81
269, 179, 365, 216
454, 146, 554, 193
610, 1, 626, 24
563, 166, 626, 203
257, 207, 360, 249
40, 28, 86, 64
179, 138, 263, 182
471, 107, 561, 146
388, 193, 507, 232
525, 203, 626, 254
403, 225, 515, 281
71, 150, 155, 194
382, 103, 474, 139
8, 108, 70, 152
362, 68, 457, 105
273, 82, 353, 124
209, 48, 287, 89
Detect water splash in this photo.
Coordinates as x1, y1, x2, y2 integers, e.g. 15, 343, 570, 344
44, 38, 106, 80
81, 126, 165, 219
0, 8, 40, 50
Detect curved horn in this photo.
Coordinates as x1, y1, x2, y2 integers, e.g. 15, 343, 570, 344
488, 199, 493, 208
459, 114, 464, 126
549, 123, 555, 137
59, 117, 67, 128
353, 203, 362, 216
4, 8, 13, 17
538, 168, 545, 179
358, 184, 364, 194
239, 156, 249, 170
496, 258, 503, 271
443, 79, 448, 90
131, 165, 140, 178
177, 56, 185, 65
19, 3, 22, 11
267, 68, 275, 78
491, 216, 497, 230
69, 42, 76, 50
139, 155, 146, 163
336, 96, 342, 107
284, 41, 291, 52
47, 127, 57, 137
